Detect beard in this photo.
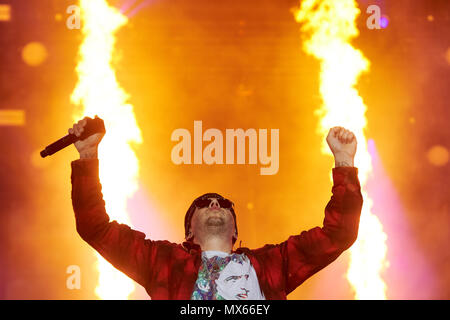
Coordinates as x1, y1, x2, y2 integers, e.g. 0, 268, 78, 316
206, 215, 225, 227
194, 209, 233, 239
204, 216, 228, 238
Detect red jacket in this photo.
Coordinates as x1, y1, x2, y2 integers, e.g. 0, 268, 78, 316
71, 159, 363, 300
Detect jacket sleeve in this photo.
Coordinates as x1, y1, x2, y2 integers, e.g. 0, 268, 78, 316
71, 159, 162, 288
279, 166, 363, 295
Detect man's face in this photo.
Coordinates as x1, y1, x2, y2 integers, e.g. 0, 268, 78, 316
189, 198, 236, 242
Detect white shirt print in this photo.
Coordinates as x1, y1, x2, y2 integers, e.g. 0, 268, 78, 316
203, 251, 265, 300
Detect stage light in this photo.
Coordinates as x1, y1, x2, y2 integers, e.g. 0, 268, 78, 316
0, 4, 11, 21
0, 109, 25, 126
22, 42, 48, 67
380, 15, 389, 29
426, 145, 449, 167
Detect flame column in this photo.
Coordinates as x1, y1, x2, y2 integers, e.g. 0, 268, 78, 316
295, 0, 389, 299
71, 0, 143, 299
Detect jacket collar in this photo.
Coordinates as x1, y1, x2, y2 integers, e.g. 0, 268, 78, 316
182, 240, 250, 255
182, 241, 201, 254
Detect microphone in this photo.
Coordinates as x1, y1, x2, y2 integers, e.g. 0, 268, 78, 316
40, 116, 106, 158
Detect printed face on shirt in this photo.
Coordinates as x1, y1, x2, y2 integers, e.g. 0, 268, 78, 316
190, 198, 236, 242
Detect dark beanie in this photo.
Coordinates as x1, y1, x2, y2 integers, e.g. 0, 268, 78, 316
184, 193, 238, 243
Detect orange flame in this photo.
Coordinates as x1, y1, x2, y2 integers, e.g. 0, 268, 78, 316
294, 0, 388, 299
71, 0, 142, 299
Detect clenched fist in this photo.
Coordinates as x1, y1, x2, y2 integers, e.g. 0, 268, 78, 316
326, 126, 357, 167
69, 117, 105, 159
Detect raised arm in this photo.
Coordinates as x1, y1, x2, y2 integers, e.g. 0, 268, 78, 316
283, 126, 362, 294
69, 117, 158, 288
281, 165, 362, 294
251, 127, 363, 296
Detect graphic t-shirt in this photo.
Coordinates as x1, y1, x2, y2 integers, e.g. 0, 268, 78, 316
191, 250, 265, 300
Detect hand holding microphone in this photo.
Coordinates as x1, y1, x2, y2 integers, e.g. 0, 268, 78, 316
70, 116, 105, 159
40, 116, 105, 159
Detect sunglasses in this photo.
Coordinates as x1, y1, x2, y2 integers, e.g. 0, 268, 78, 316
194, 197, 234, 210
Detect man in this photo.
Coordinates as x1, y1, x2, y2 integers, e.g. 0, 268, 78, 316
70, 117, 363, 300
